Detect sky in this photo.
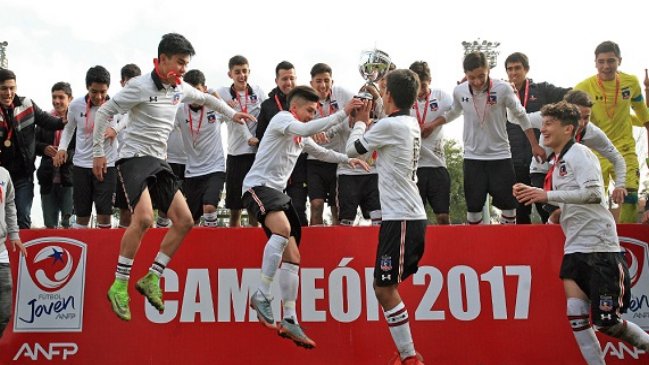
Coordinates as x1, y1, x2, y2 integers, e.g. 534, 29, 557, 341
2, 0, 649, 227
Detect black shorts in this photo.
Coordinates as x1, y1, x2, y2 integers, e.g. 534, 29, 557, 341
168, 163, 186, 182
336, 174, 381, 221
307, 160, 338, 203
72, 166, 116, 216
374, 220, 427, 287
225, 154, 255, 210
115, 156, 181, 214
463, 159, 517, 212
560, 252, 631, 327
417, 167, 450, 214
242, 186, 302, 245
184, 172, 226, 222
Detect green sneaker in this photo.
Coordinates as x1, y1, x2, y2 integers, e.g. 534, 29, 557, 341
135, 272, 164, 311
107, 279, 131, 321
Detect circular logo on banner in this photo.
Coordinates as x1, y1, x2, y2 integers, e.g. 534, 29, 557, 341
619, 237, 648, 288
25, 240, 83, 293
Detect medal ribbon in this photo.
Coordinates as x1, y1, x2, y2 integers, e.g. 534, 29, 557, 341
596, 73, 619, 119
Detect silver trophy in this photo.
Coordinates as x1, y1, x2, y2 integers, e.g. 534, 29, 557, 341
357, 49, 391, 100
461, 38, 500, 69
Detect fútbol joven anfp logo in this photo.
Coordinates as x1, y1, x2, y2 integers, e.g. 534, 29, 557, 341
620, 236, 649, 330
13, 237, 87, 332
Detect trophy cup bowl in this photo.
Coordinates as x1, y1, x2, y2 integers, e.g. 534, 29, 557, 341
357, 49, 391, 100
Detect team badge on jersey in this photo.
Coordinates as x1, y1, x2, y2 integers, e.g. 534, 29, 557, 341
207, 111, 217, 123
599, 295, 614, 312
172, 93, 182, 105
621, 87, 631, 100
559, 162, 567, 176
488, 92, 497, 105
429, 99, 439, 111
250, 94, 258, 103
380, 255, 392, 272
330, 100, 339, 111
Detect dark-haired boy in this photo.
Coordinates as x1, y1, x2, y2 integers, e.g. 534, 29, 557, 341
245, 85, 366, 349
36, 82, 75, 228
514, 101, 649, 364
426, 52, 545, 224
90, 33, 254, 321
174, 69, 227, 226
217, 55, 266, 227
347, 69, 427, 365
0, 69, 66, 228
56, 65, 117, 229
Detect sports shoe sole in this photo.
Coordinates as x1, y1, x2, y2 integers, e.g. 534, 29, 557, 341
135, 282, 164, 312
277, 323, 316, 349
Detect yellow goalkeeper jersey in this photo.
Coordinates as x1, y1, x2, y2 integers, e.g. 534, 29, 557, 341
575, 72, 649, 145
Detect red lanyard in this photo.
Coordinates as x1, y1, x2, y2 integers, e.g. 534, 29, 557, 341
84, 99, 94, 135
54, 130, 62, 147
544, 141, 574, 191
235, 88, 249, 113
187, 105, 205, 146
596, 74, 619, 119
543, 154, 558, 191
471, 79, 493, 127
317, 93, 336, 117
516, 79, 530, 109
274, 94, 284, 111
0, 107, 13, 147
290, 110, 302, 144
414, 90, 431, 126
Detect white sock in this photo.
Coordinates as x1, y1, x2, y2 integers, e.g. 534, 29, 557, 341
370, 210, 382, 226
72, 222, 88, 229
384, 302, 416, 359
149, 252, 171, 277
279, 262, 300, 323
97, 223, 112, 229
500, 209, 516, 224
568, 298, 604, 365
115, 256, 133, 281
203, 211, 218, 227
599, 320, 649, 352
259, 235, 289, 296
156, 216, 171, 228
466, 211, 482, 225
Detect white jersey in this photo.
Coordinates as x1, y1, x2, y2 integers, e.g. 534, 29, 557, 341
60, 96, 118, 168
217, 84, 265, 156
243, 111, 351, 193
113, 113, 129, 155
308, 85, 355, 160
445, 79, 531, 160
174, 104, 226, 177
528, 112, 626, 187
166, 123, 186, 165
410, 88, 453, 168
547, 143, 619, 254
329, 122, 377, 176
346, 113, 427, 221
92, 71, 236, 161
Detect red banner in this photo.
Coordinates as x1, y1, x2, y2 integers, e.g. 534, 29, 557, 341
0, 225, 648, 364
